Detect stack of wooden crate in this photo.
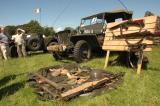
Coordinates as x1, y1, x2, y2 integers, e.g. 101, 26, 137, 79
102, 16, 160, 74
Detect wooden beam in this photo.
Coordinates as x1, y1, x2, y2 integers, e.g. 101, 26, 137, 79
104, 50, 110, 69
61, 77, 109, 98
34, 73, 62, 90
137, 52, 144, 75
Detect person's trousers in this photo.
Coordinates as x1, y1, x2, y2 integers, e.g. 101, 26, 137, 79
0, 44, 8, 60
17, 44, 27, 57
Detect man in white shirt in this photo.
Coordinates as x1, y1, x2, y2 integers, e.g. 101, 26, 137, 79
0, 27, 9, 60
12, 28, 27, 57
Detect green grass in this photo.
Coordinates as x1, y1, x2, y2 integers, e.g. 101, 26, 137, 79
0, 47, 160, 106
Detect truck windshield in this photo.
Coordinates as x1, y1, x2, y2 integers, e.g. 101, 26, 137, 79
80, 17, 104, 27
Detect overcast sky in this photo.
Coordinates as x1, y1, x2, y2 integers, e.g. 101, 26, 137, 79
0, 0, 159, 30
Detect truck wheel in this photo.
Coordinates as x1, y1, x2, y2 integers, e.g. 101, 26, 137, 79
27, 37, 42, 51
74, 40, 91, 62
9, 45, 18, 57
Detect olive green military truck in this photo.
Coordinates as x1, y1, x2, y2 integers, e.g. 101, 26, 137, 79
47, 10, 132, 62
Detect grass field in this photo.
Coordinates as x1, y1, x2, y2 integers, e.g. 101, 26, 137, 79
0, 47, 160, 106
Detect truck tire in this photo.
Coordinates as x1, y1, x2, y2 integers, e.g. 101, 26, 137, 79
27, 37, 42, 51
9, 45, 18, 57
74, 40, 91, 62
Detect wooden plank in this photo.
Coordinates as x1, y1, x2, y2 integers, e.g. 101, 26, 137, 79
103, 40, 153, 46
102, 46, 128, 51
105, 16, 158, 36
102, 45, 152, 51
106, 28, 156, 36
106, 26, 156, 32
145, 16, 158, 24
104, 35, 153, 39
61, 77, 109, 98
107, 16, 158, 29
104, 50, 110, 69
34, 73, 62, 90
137, 52, 144, 75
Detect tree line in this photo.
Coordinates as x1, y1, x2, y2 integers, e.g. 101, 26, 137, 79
5, 20, 56, 37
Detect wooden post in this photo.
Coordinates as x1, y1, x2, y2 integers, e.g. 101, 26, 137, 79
104, 50, 110, 69
137, 51, 144, 75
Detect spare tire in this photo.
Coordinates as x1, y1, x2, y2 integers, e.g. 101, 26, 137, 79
8, 45, 18, 57
27, 37, 43, 51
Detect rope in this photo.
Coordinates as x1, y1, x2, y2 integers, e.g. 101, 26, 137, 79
53, 0, 73, 26
117, 0, 129, 12
124, 21, 146, 46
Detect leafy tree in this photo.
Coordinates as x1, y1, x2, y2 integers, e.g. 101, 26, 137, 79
43, 27, 55, 36
64, 27, 74, 31
5, 20, 56, 36
5, 25, 17, 36
21, 20, 44, 34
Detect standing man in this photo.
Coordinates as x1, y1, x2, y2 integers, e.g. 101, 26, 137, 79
12, 28, 27, 57
0, 27, 9, 60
